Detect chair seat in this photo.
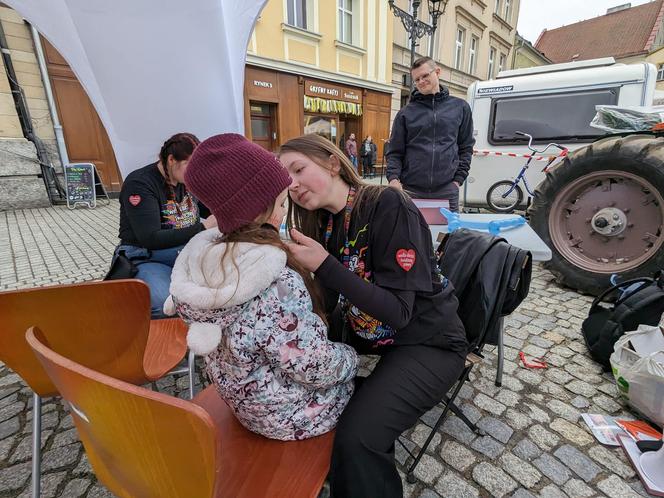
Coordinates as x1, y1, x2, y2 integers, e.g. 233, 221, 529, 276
143, 318, 188, 380
192, 386, 333, 498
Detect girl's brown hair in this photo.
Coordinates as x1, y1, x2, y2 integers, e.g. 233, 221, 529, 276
279, 134, 388, 243
210, 207, 327, 323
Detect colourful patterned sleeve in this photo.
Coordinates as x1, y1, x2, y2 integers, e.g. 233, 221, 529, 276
257, 270, 359, 388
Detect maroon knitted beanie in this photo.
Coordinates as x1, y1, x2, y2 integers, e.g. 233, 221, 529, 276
184, 133, 292, 233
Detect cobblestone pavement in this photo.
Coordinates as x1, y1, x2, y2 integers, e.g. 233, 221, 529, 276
0, 202, 655, 497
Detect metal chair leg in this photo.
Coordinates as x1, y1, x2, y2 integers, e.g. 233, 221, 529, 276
31, 393, 42, 498
495, 317, 504, 387
406, 366, 473, 482
448, 401, 484, 435
187, 350, 195, 399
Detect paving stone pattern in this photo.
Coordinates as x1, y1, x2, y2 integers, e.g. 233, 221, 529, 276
0, 202, 653, 497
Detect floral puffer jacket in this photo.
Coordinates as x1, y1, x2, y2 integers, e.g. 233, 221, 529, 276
165, 228, 358, 441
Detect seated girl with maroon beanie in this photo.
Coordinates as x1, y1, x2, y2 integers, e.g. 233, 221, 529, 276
163, 133, 358, 441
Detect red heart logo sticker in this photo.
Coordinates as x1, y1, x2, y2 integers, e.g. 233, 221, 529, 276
128, 195, 141, 206
396, 249, 416, 271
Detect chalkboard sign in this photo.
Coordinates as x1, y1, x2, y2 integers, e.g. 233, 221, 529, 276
65, 163, 96, 209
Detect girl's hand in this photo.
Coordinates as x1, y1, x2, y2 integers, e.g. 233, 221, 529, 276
287, 229, 329, 272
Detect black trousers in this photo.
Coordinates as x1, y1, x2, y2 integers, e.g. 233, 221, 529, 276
329, 345, 465, 498
361, 156, 374, 177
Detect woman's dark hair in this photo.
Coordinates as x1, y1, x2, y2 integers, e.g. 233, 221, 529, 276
158, 132, 200, 207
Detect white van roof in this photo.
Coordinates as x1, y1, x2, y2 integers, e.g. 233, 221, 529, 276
472, 60, 653, 99
497, 57, 616, 79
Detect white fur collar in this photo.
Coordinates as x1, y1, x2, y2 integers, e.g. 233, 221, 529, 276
169, 228, 287, 310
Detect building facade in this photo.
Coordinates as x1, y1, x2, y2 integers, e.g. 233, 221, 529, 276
0, 5, 123, 210
244, 0, 395, 167
647, 45, 664, 93
0, 6, 60, 209
512, 33, 551, 69
390, 0, 521, 120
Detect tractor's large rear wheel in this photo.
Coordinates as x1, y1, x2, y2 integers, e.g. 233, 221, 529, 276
528, 134, 664, 295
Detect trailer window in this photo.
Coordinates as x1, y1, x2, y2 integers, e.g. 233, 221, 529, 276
489, 88, 619, 144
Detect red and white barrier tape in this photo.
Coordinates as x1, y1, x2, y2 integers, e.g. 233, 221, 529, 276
473, 149, 568, 161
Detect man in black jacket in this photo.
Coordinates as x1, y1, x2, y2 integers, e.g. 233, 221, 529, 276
386, 57, 475, 211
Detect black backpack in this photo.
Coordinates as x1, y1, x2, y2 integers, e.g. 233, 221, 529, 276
582, 271, 664, 370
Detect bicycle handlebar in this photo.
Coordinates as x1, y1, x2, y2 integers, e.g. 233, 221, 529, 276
514, 131, 567, 155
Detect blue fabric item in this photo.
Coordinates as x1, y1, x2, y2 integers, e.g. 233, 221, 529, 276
441, 208, 526, 235
610, 273, 646, 301
118, 244, 184, 318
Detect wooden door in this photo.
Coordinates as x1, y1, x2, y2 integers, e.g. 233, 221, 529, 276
41, 37, 122, 192
249, 102, 277, 152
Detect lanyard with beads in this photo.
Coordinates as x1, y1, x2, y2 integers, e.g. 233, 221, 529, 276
324, 186, 356, 269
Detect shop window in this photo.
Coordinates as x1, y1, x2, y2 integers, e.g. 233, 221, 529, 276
489, 88, 619, 144
338, 0, 353, 44
305, 114, 338, 145
287, 0, 308, 30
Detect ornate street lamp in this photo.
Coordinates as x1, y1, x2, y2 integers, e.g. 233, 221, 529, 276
388, 0, 449, 88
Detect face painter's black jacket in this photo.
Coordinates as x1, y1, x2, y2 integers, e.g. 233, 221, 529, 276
386, 86, 475, 196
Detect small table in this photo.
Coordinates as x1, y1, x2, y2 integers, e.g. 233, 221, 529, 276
429, 213, 552, 262
429, 213, 552, 386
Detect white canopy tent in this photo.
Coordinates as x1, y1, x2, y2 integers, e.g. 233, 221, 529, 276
3, 0, 267, 178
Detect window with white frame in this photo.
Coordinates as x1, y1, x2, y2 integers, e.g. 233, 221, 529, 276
468, 35, 478, 75
499, 53, 506, 74
454, 27, 465, 70
488, 47, 496, 78
658, 64, 664, 81
338, 0, 353, 44
286, 0, 315, 31
504, 0, 511, 22
495, 0, 501, 14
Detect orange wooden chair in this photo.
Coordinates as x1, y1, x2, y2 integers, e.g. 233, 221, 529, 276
0, 280, 188, 498
26, 326, 334, 498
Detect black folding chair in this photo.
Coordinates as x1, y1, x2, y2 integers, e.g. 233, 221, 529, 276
400, 229, 532, 483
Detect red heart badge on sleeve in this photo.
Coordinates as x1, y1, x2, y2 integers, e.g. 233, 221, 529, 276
128, 195, 141, 206
396, 249, 416, 271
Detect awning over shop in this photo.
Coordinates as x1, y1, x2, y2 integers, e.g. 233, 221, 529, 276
304, 96, 363, 116
4, 0, 267, 178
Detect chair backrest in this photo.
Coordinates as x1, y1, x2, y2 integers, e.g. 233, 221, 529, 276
0, 280, 152, 396
439, 229, 531, 349
26, 326, 218, 498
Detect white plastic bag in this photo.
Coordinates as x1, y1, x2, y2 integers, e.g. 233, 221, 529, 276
590, 105, 664, 133
610, 324, 664, 426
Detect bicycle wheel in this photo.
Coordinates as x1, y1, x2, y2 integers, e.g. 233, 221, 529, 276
486, 181, 524, 213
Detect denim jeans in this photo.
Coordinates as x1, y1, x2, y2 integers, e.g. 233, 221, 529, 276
117, 244, 184, 319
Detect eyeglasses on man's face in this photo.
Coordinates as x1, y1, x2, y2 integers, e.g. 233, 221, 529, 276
413, 69, 436, 84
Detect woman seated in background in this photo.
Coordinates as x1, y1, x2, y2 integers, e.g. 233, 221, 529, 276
116, 132, 217, 318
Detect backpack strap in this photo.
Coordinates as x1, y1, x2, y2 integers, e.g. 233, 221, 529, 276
654, 270, 664, 288
589, 277, 654, 314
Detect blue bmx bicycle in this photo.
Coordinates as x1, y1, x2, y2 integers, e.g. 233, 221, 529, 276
486, 131, 568, 213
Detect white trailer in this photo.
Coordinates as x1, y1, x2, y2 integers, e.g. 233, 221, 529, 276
465, 59, 663, 295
